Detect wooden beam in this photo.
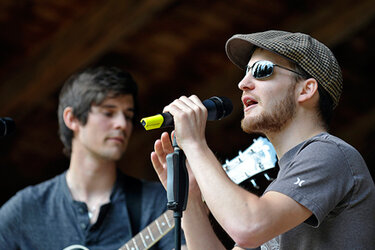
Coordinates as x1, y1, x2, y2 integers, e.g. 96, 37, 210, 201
0, 0, 174, 118
281, 0, 375, 46
336, 106, 375, 150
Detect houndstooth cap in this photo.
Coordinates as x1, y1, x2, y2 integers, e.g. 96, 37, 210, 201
225, 30, 343, 109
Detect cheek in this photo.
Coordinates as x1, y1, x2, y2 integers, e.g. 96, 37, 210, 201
260, 88, 279, 107
86, 121, 111, 139
263, 84, 289, 104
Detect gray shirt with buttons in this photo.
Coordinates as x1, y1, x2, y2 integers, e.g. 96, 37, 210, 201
0, 171, 179, 249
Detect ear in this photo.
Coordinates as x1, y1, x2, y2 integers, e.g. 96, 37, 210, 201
297, 78, 319, 105
63, 107, 80, 132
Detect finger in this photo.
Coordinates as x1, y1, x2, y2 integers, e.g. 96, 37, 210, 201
151, 151, 165, 174
164, 96, 195, 117
154, 139, 167, 165
151, 152, 168, 190
178, 95, 207, 122
171, 130, 176, 141
160, 131, 174, 154
162, 96, 187, 114
150, 151, 163, 171
189, 94, 207, 111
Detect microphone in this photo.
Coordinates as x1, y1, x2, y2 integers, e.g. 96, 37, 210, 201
0, 117, 16, 137
140, 96, 233, 130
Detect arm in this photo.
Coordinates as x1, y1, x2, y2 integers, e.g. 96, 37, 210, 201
181, 191, 227, 250
151, 132, 226, 250
159, 95, 312, 248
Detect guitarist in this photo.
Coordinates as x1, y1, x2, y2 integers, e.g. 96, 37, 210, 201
0, 67, 185, 249
151, 30, 375, 249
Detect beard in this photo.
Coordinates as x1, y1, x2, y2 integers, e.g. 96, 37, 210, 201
241, 84, 297, 134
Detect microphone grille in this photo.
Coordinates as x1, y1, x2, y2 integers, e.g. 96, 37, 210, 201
219, 96, 233, 118
209, 96, 233, 120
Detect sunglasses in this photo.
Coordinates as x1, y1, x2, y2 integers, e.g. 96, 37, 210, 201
246, 60, 306, 79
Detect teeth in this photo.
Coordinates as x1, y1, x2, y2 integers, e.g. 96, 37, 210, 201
246, 99, 252, 104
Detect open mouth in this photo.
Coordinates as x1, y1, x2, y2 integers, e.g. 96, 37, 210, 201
243, 97, 258, 108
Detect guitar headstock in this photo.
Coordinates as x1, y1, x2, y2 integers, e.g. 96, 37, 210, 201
222, 137, 278, 189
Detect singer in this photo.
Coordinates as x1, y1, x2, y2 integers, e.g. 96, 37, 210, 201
150, 30, 375, 249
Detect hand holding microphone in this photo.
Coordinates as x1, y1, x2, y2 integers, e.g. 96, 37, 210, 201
140, 96, 233, 130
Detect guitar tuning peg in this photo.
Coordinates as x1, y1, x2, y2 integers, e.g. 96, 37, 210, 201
258, 162, 264, 170
264, 173, 274, 181
250, 179, 259, 189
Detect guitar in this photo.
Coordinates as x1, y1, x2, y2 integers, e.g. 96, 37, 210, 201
64, 137, 278, 250
63, 210, 174, 250
222, 136, 278, 196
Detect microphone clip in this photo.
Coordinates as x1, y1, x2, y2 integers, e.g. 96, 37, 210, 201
166, 136, 189, 212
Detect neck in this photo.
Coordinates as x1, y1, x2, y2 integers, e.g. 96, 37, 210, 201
266, 113, 326, 160
66, 149, 117, 201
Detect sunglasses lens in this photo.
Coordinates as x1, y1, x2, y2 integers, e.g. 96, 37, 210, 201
253, 61, 274, 79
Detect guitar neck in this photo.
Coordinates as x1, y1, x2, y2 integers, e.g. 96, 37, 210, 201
119, 210, 175, 250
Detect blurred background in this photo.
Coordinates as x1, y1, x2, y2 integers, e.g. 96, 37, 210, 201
0, 0, 374, 208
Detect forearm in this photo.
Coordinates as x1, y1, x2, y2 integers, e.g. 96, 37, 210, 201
182, 142, 312, 247
182, 142, 267, 245
182, 194, 226, 250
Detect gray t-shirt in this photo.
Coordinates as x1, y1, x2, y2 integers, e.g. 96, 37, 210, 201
264, 133, 375, 249
0, 171, 181, 250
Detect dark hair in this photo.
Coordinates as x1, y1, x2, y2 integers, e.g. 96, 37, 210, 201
292, 64, 334, 129
57, 66, 138, 156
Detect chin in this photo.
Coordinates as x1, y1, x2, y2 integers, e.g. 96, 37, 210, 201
105, 155, 122, 162
102, 149, 125, 161
241, 117, 256, 134
241, 115, 268, 134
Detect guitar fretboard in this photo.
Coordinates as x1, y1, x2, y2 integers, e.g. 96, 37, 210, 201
119, 210, 174, 250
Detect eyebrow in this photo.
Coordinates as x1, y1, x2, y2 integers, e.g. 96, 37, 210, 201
99, 104, 135, 112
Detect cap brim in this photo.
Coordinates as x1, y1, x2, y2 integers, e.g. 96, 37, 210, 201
225, 35, 257, 70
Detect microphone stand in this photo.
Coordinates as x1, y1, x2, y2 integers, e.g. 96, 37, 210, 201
166, 135, 189, 250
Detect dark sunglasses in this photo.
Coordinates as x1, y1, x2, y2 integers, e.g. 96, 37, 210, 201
246, 60, 306, 79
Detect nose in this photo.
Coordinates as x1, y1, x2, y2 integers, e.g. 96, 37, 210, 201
114, 112, 128, 130
238, 72, 255, 91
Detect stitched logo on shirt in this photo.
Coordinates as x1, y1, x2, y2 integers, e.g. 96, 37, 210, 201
294, 177, 305, 187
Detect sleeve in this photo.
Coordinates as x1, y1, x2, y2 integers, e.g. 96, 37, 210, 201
0, 191, 23, 249
265, 139, 355, 227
